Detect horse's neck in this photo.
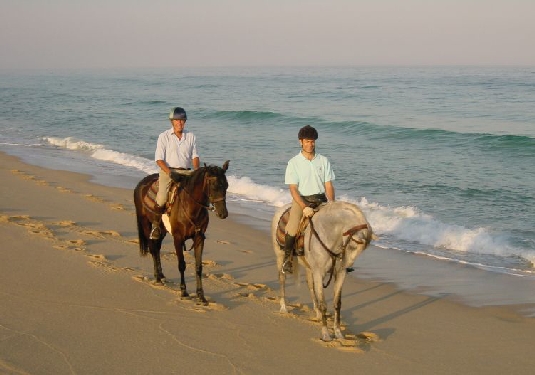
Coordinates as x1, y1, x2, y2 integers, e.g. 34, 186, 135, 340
179, 172, 208, 207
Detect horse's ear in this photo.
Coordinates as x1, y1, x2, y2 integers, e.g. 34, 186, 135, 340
204, 163, 207, 168
223, 160, 230, 171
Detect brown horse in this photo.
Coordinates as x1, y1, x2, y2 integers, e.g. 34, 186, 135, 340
134, 161, 230, 305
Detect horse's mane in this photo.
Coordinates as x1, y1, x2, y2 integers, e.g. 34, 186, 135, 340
172, 165, 226, 190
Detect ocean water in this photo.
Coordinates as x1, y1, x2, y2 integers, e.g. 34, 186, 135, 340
1, 66, 534, 310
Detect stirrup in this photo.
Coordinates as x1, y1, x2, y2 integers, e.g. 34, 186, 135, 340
149, 225, 161, 240
281, 259, 293, 274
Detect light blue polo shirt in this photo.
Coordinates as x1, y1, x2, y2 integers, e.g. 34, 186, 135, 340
285, 152, 335, 196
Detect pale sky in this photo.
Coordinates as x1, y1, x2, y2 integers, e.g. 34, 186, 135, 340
1, 0, 534, 69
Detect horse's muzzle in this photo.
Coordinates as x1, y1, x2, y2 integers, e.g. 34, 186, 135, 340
213, 202, 228, 219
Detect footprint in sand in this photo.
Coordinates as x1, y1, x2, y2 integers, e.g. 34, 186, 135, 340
87, 254, 106, 261
82, 230, 121, 238
35, 180, 49, 186
1, 214, 31, 223
201, 259, 218, 267
56, 186, 72, 193
216, 240, 231, 245
84, 194, 105, 203
54, 220, 77, 227
109, 203, 125, 210
87, 254, 110, 268
208, 273, 234, 281
356, 332, 380, 342
68, 239, 86, 246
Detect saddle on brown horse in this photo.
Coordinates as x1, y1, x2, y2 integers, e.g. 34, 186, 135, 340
141, 170, 192, 215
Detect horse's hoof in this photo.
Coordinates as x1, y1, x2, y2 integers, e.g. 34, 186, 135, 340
181, 290, 190, 298
320, 334, 333, 342
321, 328, 333, 342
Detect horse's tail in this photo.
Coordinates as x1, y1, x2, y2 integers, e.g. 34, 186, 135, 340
133, 177, 150, 256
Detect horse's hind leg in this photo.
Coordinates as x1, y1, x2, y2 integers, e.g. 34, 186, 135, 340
173, 237, 189, 298
149, 238, 166, 284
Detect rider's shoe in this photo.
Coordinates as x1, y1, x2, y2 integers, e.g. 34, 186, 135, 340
281, 234, 296, 274
149, 204, 166, 240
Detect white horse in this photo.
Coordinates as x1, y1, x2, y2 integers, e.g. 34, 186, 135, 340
272, 201, 375, 341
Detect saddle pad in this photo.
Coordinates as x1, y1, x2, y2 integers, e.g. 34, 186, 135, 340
142, 178, 179, 214
142, 179, 159, 213
276, 207, 305, 252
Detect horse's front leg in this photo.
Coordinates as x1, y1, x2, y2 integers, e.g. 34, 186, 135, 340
304, 267, 321, 321
332, 271, 347, 340
193, 234, 208, 305
149, 237, 166, 284
312, 271, 332, 342
278, 269, 288, 313
173, 236, 189, 298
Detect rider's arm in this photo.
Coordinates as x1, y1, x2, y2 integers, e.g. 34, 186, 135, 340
192, 156, 200, 170
325, 181, 335, 202
156, 160, 171, 175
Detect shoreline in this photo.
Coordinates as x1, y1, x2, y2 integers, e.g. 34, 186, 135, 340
4, 146, 535, 313
2, 150, 535, 374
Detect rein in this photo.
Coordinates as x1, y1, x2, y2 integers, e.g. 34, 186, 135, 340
309, 219, 368, 288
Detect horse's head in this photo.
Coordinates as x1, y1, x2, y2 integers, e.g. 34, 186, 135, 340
205, 160, 230, 219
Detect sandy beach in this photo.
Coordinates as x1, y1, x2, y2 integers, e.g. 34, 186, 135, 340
1, 150, 535, 375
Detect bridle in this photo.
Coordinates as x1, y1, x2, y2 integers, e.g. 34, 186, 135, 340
177, 168, 227, 237
309, 219, 369, 288
181, 170, 226, 210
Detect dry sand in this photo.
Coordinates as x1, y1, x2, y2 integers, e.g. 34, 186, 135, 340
1, 151, 535, 375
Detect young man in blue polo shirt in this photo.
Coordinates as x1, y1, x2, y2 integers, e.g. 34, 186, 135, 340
282, 125, 336, 273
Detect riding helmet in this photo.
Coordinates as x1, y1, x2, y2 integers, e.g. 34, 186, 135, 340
298, 125, 318, 140
169, 107, 187, 120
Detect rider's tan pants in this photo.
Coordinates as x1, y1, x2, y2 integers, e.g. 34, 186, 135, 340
156, 170, 171, 207
285, 199, 304, 237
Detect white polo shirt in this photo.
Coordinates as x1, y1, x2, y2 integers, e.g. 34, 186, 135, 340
155, 128, 199, 169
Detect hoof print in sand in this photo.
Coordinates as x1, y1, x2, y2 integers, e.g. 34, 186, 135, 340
82, 229, 121, 238
56, 187, 72, 193
84, 194, 105, 203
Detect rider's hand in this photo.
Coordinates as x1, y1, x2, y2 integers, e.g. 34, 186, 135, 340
303, 206, 315, 218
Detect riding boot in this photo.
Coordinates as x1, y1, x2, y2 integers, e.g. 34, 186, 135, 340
150, 204, 166, 240
281, 234, 296, 274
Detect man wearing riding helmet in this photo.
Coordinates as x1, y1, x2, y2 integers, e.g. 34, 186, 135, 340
150, 107, 200, 239
282, 125, 336, 273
